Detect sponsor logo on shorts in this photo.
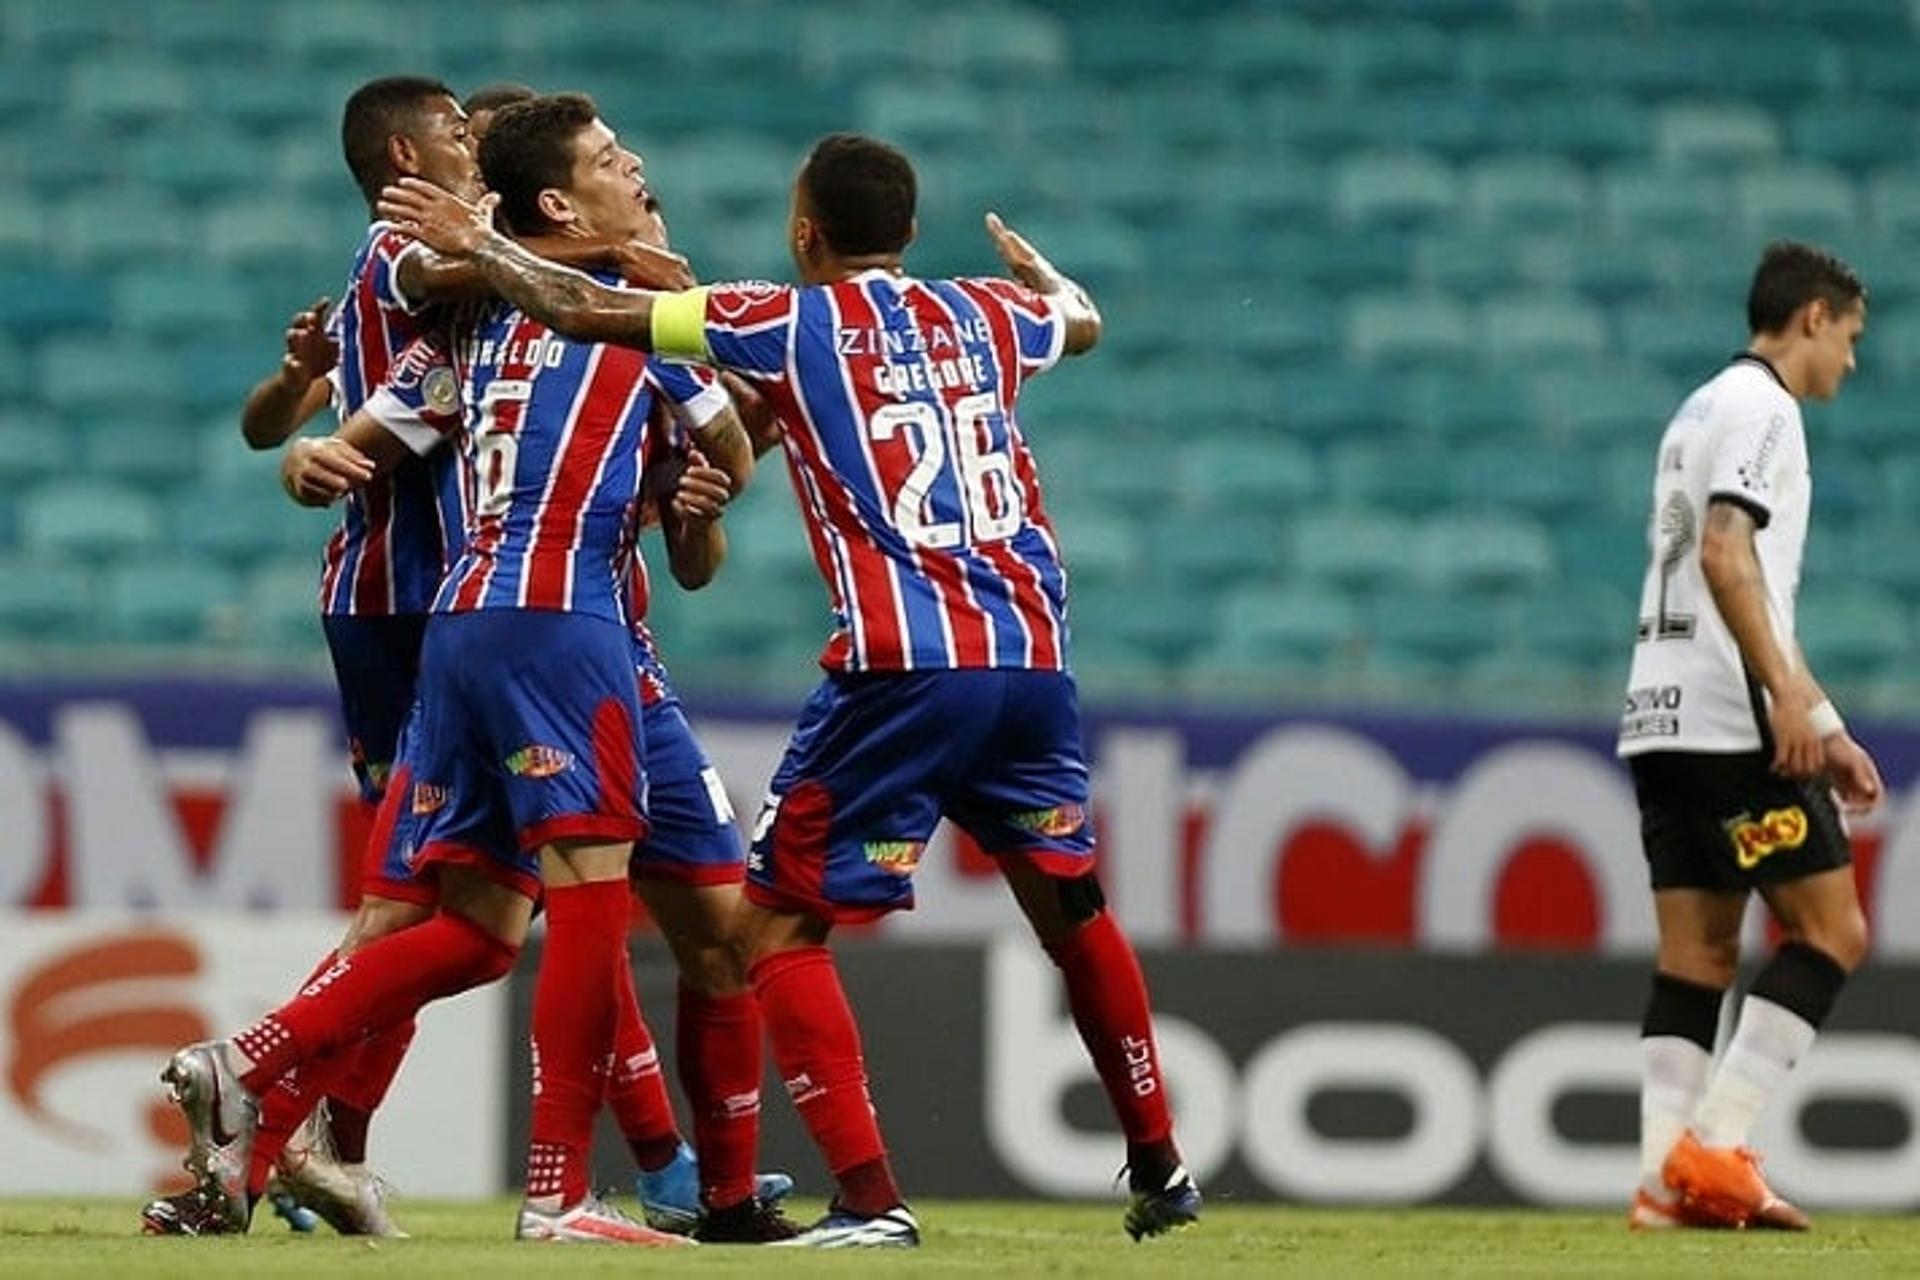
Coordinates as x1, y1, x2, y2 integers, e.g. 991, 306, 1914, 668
1726, 806, 1809, 870
1009, 804, 1088, 839
864, 840, 924, 874
411, 782, 447, 816
505, 745, 574, 779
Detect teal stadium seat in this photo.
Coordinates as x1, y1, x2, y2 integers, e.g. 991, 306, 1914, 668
931, 8, 1069, 83
1214, 585, 1364, 665
149, 0, 272, 61
69, 59, 189, 129
1050, 511, 1138, 591
1537, 236, 1667, 305
5, 2, 148, 55
1148, 513, 1287, 585
13, 131, 119, 198
1415, 511, 1555, 592
0, 267, 101, 332
1271, 228, 1416, 293
1577, 39, 1720, 99
1372, 93, 1507, 163
1709, 33, 1840, 99
1292, 509, 1415, 591
199, 68, 332, 135
1334, 151, 1459, 229
0, 416, 72, 486
1464, 155, 1590, 232
114, 268, 253, 337
717, 488, 820, 582
1345, 291, 1474, 367
1122, 82, 1253, 156
38, 338, 186, 414
1867, 169, 1920, 241
1506, 95, 1651, 166
1734, 164, 1860, 243
170, 481, 334, 564
1328, 442, 1461, 512
1529, 364, 1679, 444
275, 4, 418, 69
82, 421, 206, 487
1835, 523, 1920, 596
57, 194, 188, 267
105, 558, 239, 643
1828, 385, 1916, 454
860, 83, 993, 159
1456, 650, 1604, 713
1264, 93, 1392, 159
1333, 23, 1459, 95
244, 558, 324, 649
1851, 43, 1920, 106
1787, 103, 1916, 174
1479, 294, 1609, 370
1212, 13, 1333, 91
1515, 583, 1636, 666
1654, 103, 1782, 171
1556, 514, 1647, 595
1176, 436, 1319, 514
0, 198, 46, 266
1405, 372, 1537, 444
1462, 32, 1576, 96
1367, 589, 1486, 665
1413, 231, 1532, 299
1617, 301, 1738, 379
1863, 312, 1920, 380
1209, 294, 1340, 368
0, 556, 96, 641
138, 129, 276, 203
1072, 18, 1197, 80
1455, 444, 1598, 515
205, 199, 350, 273
21, 480, 162, 560
1795, 585, 1911, 683
1277, 369, 1408, 442
1069, 582, 1219, 670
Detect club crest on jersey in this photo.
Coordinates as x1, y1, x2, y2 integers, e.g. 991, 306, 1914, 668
506, 745, 574, 779
1726, 806, 1808, 869
1009, 804, 1088, 839
864, 840, 924, 874
422, 365, 459, 415
712, 280, 783, 322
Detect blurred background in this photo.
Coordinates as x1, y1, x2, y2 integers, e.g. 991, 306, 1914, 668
7, 0, 1920, 1215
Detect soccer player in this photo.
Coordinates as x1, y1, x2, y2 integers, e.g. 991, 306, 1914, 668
1618, 241, 1881, 1231
463, 82, 537, 141
163, 94, 758, 1248
379, 132, 1201, 1247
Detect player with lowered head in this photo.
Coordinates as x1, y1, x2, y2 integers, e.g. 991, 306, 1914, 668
379, 131, 1200, 1248
1618, 241, 1881, 1231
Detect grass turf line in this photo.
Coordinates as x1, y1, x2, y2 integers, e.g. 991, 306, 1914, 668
4, 1199, 1920, 1277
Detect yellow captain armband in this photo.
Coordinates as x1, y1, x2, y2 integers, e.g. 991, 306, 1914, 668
650, 287, 712, 359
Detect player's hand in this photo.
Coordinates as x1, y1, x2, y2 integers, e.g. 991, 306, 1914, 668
1768, 695, 1825, 780
1825, 733, 1884, 815
670, 448, 731, 525
985, 211, 1063, 294
379, 178, 498, 256
281, 297, 336, 386
614, 240, 696, 291
281, 436, 373, 507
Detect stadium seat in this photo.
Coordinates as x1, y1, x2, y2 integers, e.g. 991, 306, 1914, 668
56, 194, 188, 267
1616, 301, 1740, 379
1733, 164, 1860, 243
1345, 292, 1474, 367
113, 267, 254, 337
0, 198, 47, 266
38, 338, 186, 414
1070, 581, 1220, 668
243, 557, 324, 649
1464, 156, 1590, 232
275, 4, 419, 68
1072, 17, 1199, 80
1654, 103, 1783, 171
197, 68, 333, 135
859, 83, 994, 159
1601, 167, 1730, 239
1709, 32, 1840, 99
1123, 82, 1255, 156
1528, 364, 1678, 444
0, 556, 97, 641
1271, 228, 1416, 293
1177, 435, 1319, 514
1555, 513, 1647, 595
1367, 589, 1486, 665
0, 267, 103, 333
1333, 151, 1459, 229
1213, 13, 1333, 89
1149, 513, 1287, 585
1456, 650, 1610, 714
1514, 583, 1636, 666
1048, 511, 1139, 590
0, 416, 71, 486
69, 58, 189, 128
1405, 372, 1537, 444
1191, 156, 1331, 227
1505, 95, 1651, 166
1412, 231, 1531, 299
1795, 585, 1911, 682
1867, 168, 1920, 241
1275, 369, 1409, 443
149, 0, 272, 61
1461, 32, 1577, 96
20, 480, 162, 560
1209, 296, 1340, 368
1851, 42, 1920, 105
1214, 585, 1364, 665
168, 482, 331, 564
104, 557, 240, 643
1292, 509, 1416, 591
81, 421, 206, 487
1327, 442, 1462, 512
1334, 23, 1459, 95
932, 8, 1068, 82
1788, 103, 1917, 174
1578, 39, 1721, 99
1415, 511, 1555, 592
1479, 294, 1609, 370
1535, 236, 1667, 306
1454, 443, 1598, 515
136, 129, 276, 204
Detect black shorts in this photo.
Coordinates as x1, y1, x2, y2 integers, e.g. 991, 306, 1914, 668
1629, 750, 1852, 892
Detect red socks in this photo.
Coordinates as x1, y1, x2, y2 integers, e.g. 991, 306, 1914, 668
677, 984, 763, 1209
605, 956, 682, 1172
234, 911, 519, 1095
751, 946, 898, 1215
327, 1018, 416, 1164
526, 880, 631, 1208
1043, 910, 1177, 1180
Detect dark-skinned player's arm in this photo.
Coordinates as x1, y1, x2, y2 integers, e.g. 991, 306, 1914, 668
241, 297, 337, 449
280, 340, 456, 507
720, 371, 783, 457
983, 211, 1101, 355
649, 448, 732, 590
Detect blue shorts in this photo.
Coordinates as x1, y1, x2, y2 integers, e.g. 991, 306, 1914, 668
632, 693, 744, 885
746, 669, 1097, 923
322, 613, 428, 804
378, 610, 649, 902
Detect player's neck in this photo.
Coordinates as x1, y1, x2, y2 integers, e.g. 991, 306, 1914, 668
812, 254, 904, 283
1741, 337, 1804, 400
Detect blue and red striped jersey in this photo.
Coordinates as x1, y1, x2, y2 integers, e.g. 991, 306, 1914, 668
673, 272, 1069, 673
319, 221, 464, 617
434, 288, 726, 626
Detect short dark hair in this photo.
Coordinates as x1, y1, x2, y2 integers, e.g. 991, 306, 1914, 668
464, 82, 536, 116
1747, 240, 1867, 334
341, 75, 457, 205
479, 93, 601, 235
799, 133, 916, 256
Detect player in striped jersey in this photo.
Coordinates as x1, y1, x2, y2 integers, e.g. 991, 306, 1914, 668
165, 95, 764, 1248
380, 132, 1198, 1247
204, 77, 699, 1239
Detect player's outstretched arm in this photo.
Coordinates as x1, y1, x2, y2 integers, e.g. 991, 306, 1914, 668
241, 297, 336, 450
397, 235, 696, 302
985, 212, 1101, 355
1699, 498, 1824, 780
378, 178, 660, 350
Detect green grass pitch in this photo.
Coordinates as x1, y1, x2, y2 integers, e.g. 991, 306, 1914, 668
6, 1198, 1920, 1277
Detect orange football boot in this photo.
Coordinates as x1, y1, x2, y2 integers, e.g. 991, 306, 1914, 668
1660, 1131, 1810, 1231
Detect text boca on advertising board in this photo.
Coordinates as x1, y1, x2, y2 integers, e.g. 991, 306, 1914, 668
0, 914, 507, 1198
12, 681, 1920, 952
694, 941, 1920, 1209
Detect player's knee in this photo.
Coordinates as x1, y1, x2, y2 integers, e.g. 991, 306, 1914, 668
1785, 910, 1869, 974
339, 895, 432, 957
1657, 936, 1740, 989
680, 940, 751, 996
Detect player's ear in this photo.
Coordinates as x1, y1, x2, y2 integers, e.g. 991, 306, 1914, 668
905, 215, 918, 250
388, 133, 420, 179
536, 187, 575, 228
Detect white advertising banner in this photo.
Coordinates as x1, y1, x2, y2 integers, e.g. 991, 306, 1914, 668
0, 913, 506, 1199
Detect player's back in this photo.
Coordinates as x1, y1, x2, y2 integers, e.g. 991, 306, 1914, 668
698, 272, 1071, 673
438, 295, 658, 623
321, 221, 463, 616
1620, 357, 1808, 755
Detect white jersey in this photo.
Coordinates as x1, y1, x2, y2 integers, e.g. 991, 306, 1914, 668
1619, 357, 1809, 756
